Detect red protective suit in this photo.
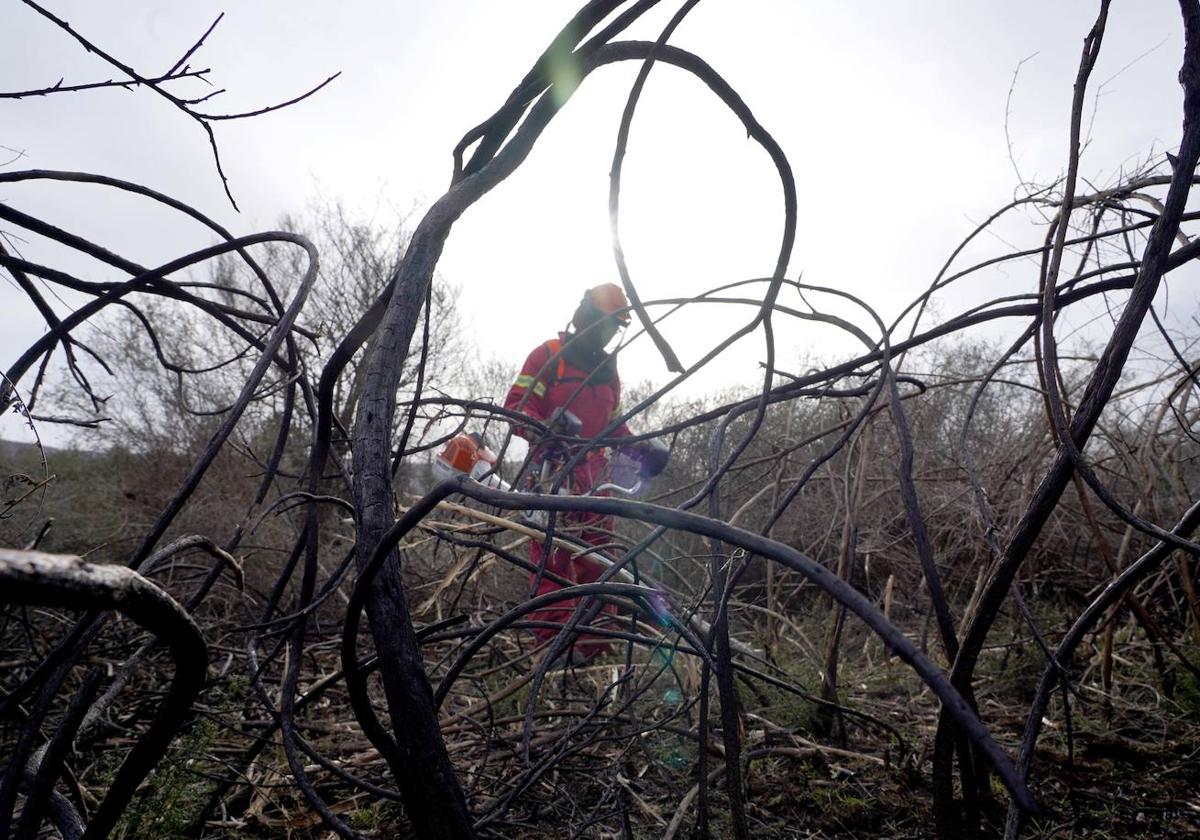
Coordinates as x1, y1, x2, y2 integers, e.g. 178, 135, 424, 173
504, 333, 631, 658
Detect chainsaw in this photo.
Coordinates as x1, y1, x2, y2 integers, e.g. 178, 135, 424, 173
431, 432, 511, 489
433, 417, 669, 527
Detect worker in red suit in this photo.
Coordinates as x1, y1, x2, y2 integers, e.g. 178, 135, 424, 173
504, 282, 667, 662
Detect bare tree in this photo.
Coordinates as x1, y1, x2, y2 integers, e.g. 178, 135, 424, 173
5, 2, 1200, 839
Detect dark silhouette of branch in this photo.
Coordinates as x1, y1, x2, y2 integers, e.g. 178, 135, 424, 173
16, 1, 338, 209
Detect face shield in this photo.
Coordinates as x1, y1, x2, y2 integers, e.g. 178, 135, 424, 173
595, 314, 627, 352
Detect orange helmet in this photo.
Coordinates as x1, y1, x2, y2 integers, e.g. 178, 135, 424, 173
582, 283, 630, 325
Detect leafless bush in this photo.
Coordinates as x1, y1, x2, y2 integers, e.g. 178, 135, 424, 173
5, 2, 1200, 839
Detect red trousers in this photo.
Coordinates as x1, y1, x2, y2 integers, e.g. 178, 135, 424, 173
528, 514, 618, 658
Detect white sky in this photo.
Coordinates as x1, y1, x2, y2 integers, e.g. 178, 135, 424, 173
2, 1, 1196, 446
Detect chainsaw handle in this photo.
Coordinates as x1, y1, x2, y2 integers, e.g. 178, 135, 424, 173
588, 479, 643, 498
547, 407, 583, 437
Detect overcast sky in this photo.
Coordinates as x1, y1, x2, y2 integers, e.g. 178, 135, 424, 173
2, 1, 1195, 446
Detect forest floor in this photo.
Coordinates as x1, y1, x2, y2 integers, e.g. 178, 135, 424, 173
232, 639, 1200, 839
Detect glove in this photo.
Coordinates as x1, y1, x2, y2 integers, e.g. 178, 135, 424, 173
632, 438, 670, 478
548, 407, 582, 437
